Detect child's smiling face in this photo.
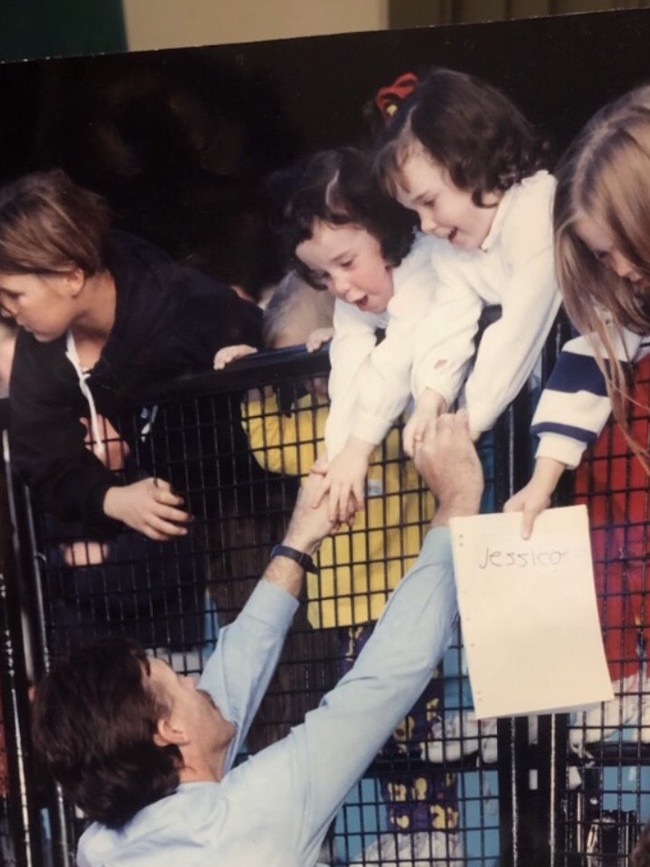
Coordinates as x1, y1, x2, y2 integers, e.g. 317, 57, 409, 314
395, 147, 501, 252
296, 221, 394, 314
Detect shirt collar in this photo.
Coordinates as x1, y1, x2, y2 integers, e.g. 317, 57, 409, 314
479, 184, 516, 253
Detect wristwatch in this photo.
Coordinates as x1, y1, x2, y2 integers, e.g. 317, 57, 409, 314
270, 544, 318, 574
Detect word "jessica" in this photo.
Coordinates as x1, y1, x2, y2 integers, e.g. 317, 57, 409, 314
478, 547, 569, 569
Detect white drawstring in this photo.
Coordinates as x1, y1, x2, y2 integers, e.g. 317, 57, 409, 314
65, 330, 107, 462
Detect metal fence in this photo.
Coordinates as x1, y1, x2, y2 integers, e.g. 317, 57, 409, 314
0, 323, 648, 865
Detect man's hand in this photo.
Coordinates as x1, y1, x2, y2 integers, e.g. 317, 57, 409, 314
413, 410, 483, 527
310, 437, 374, 523
103, 478, 190, 540
263, 469, 338, 597
283, 469, 340, 555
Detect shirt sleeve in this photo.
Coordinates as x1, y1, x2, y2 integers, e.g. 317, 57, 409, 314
464, 258, 561, 435
412, 174, 561, 434
230, 528, 457, 861
533, 329, 644, 468
326, 235, 437, 455
410, 263, 483, 409
347, 234, 438, 446
463, 178, 561, 434
198, 578, 300, 767
324, 300, 382, 457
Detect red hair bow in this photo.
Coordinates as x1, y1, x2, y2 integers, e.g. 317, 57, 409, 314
375, 72, 419, 122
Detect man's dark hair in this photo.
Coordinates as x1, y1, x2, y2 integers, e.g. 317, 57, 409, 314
375, 67, 549, 207
266, 146, 416, 289
32, 636, 181, 829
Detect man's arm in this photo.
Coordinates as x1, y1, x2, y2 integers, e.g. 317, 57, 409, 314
261, 471, 338, 597
233, 413, 484, 861
421, 411, 483, 527
199, 471, 336, 764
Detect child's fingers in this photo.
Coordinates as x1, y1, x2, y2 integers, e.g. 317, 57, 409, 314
338, 492, 356, 526
213, 344, 257, 370
327, 483, 350, 523
342, 494, 358, 527
351, 478, 365, 514
503, 491, 543, 539
327, 485, 341, 523
306, 327, 334, 352
520, 509, 537, 541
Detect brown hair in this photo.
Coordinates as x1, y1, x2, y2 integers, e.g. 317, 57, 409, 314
375, 67, 547, 206
32, 637, 181, 829
267, 146, 415, 290
0, 169, 111, 276
553, 84, 650, 463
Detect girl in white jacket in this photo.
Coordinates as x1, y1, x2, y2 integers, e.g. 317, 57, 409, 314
374, 67, 561, 454
267, 146, 442, 522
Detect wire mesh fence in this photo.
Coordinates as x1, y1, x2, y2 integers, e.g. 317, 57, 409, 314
0, 324, 649, 865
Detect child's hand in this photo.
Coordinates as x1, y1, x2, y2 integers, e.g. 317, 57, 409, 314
103, 477, 190, 541
310, 451, 329, 476
403, 388, 447, 457
213, 344, 258, 370
503, 457, 567, 539
311, 438, 374, 523
306, 327, 334, 353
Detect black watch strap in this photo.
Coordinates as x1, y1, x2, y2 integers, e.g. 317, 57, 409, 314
270, 544, 318, 574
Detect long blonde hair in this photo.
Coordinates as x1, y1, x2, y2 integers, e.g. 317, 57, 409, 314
554, 84, 650, 462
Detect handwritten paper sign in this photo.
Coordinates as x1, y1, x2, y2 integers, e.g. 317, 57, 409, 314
449, 505, 613, 719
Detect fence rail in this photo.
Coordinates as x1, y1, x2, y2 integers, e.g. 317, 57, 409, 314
0, 326, 648, 865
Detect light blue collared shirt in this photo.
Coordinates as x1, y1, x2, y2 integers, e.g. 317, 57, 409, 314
78, 528, 457, 867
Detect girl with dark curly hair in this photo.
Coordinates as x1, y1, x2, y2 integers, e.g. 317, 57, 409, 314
375, 67, 561, 455
258, 146, 442, 523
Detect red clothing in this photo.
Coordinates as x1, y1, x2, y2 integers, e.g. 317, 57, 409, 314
573, 355, 650, 681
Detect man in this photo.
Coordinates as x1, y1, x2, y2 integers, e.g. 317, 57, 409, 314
32, 412, 483, 867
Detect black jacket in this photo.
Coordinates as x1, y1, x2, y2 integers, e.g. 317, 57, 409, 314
9, 231, 262, 531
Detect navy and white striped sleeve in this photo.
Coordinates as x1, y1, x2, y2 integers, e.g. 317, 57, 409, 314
532, 331, 645, 468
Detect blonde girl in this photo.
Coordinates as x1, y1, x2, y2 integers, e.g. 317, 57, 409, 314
506, 84, 650, 536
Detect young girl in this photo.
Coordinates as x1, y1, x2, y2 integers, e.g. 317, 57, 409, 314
505, 84, 650, 536
219, 274, 462, 865
374, 67, 562, 454
266, 146, 443, 522
502, 84, 650, 743
0, 169, 262, 540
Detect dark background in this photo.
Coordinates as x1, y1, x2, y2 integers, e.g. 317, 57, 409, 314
0, 9, 647, 295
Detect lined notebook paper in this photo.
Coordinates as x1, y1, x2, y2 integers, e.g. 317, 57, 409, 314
449, 505, 613, 718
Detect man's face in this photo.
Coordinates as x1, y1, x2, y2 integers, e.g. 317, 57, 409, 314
147, 657, 236, 756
